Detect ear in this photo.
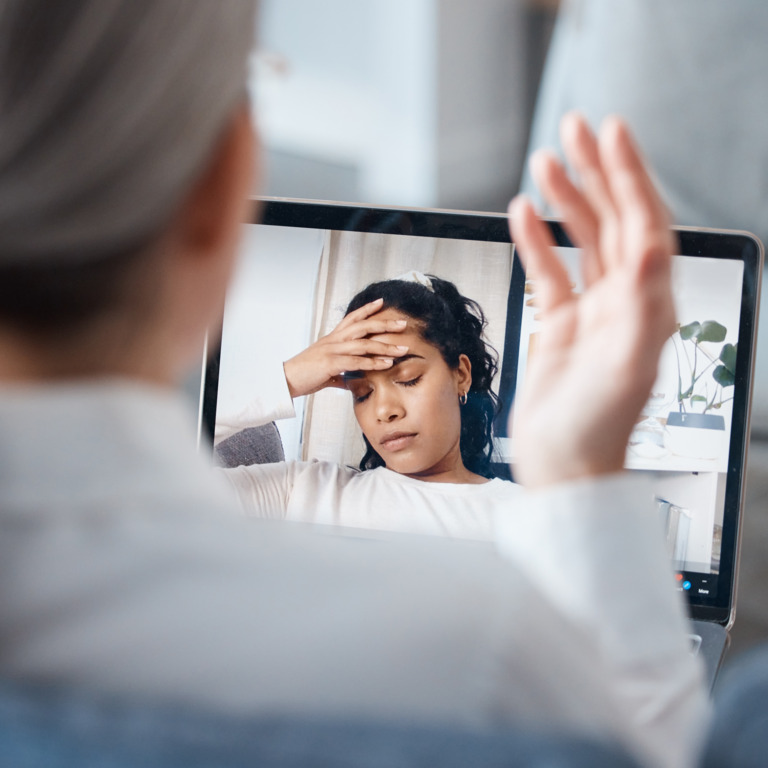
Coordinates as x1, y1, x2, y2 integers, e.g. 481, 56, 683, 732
151, 102, 260, 381
456, 353, 472, 395
173, 101, 258, 263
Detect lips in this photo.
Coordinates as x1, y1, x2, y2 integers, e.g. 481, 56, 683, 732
379, 431, 417, 452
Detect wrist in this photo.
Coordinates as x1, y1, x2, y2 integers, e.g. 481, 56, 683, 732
282, 358, 300, 399
514, 446, 625, 490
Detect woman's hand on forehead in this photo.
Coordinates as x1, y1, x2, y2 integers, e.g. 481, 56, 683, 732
508, 112, 676, 489
282, 299, 410, 399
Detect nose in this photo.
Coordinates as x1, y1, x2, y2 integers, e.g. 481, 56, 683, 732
373, 385, 405, 423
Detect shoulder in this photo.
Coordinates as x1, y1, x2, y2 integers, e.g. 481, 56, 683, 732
486, 477, 522, 495
286, 459, 361, 490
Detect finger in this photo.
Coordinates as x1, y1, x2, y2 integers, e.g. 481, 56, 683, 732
598, 117, 676, 277
327, 356, 398, 389
338, 356, 396, 374
529, 149, 603, 287
599, 116, 671, 228
365, 332, 410, 346
329, 339, 409, 359
508, 195, 573, 313
560, 112, 621, 270
334, 298, 384, 331
339, 317, 407, 341
560, 112, 616, 219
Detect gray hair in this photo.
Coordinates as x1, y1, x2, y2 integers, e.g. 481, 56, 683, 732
0, 0, 257, 264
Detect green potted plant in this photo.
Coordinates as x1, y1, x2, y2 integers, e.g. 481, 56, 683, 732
666, 320, 736, 459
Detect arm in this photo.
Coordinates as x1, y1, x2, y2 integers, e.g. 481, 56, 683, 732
497, 474, 708, 768
221, 459, 301, 520
215, 299, 408, 442
503, 113, 708, 768
214, 366, 296, 443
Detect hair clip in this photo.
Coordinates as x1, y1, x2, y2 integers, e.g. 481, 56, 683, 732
393, 270, 434, 292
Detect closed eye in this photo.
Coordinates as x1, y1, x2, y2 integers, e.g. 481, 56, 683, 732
398, 376, 422, 388
352, 389, 372, 404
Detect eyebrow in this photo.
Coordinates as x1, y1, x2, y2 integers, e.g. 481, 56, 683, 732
390, 353, 425, 367
342, 353, 426, 382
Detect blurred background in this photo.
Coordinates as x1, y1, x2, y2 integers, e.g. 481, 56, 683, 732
250, 0, 768, 669
253, 0, 558, 210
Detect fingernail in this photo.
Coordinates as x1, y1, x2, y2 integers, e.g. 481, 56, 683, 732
377, 357, 393, 365
395, 345, 409, 353
393, 320, 407, 328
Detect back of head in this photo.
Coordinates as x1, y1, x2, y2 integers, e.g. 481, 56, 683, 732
0, 0, 257, 334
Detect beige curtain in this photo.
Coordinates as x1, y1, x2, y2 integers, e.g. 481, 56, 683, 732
301, 229, 515, 467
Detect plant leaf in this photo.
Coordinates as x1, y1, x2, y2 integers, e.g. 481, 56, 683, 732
713, 364, 735, 388
719, 343, 737, 374
679, 321, 701, 341
690, 395, 708, 403
697, 320, 727, 343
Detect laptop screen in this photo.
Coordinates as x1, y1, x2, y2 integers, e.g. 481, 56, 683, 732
202, 198, 762, 626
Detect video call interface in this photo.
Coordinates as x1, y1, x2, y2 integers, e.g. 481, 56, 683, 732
213, 222, 747, 606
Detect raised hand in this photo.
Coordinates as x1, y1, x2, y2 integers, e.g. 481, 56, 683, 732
283, 299, 409, 398
508, 113, 677, 488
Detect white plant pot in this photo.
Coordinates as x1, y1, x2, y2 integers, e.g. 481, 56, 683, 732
665, 411, 726, 460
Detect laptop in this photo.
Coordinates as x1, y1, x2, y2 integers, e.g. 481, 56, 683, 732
200, 197, 763, 687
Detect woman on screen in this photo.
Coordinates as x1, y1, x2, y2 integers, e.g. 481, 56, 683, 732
221, 272, 520, 540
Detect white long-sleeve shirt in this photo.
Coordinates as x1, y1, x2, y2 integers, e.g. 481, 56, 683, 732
218, 367, 524, 541
226, 460, 523, 540
0, 381, 708, 768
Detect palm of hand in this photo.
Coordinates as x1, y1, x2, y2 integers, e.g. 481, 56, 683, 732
514, 261, 674, 487
508, 112, 677, 489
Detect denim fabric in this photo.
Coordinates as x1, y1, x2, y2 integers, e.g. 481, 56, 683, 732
0, 682, 639, 768
704, 646, 768, 768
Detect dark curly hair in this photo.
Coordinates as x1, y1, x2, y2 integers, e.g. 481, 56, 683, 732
345, 275, 500, 478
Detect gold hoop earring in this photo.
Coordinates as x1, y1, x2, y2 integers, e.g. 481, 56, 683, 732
459, 392, 468, 405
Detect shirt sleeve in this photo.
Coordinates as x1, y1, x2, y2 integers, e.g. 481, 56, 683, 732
218, 460, 305, 520
493, 472, 710, 768
214, 363, 296, 443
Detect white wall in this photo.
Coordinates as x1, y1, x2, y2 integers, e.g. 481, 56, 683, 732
217, 224, 324, 459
